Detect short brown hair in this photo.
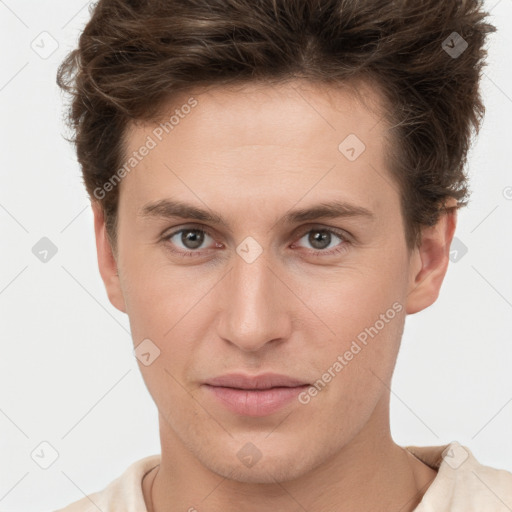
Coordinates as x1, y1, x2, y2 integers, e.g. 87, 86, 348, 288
57, 0, 496, 251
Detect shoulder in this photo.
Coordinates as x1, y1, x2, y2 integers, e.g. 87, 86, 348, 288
407, 441, 512, 511
53, 454, 161, 512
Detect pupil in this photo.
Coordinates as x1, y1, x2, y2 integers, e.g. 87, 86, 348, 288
182, 230, 204, 249
309, 230, 330, 249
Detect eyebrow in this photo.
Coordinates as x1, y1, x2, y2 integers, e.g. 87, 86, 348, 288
139, 198, 375, 228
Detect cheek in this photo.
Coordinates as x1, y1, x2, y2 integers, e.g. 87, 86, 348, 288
121, 247, 191, 332
298, 303, 405, 439
121, 254, 212, 385
299, 249, 407, 401
307, 258, 406, 342
312, 291, 405, 387
125, 267, 197, 416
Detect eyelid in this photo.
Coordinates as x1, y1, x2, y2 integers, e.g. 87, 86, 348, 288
162, 223, 351, 241
161, 223, 217, 240
292, 223, 353, 243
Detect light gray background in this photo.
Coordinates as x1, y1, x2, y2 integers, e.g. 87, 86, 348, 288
1, 1, 511, 510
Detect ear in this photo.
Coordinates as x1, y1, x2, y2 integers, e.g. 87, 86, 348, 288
91, 201, 127, 314
405, 199, 458, 315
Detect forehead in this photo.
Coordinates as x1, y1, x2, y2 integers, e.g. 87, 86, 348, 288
118, 79, 397, 224
136, 78, 388, 153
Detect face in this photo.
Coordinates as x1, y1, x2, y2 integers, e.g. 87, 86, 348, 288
94, 79, 453, 484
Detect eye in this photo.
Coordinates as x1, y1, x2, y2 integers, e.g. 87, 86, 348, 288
162, 226, 221, 257
292, 227, 350, 256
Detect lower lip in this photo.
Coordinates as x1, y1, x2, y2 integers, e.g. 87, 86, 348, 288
203, 384, 309, 417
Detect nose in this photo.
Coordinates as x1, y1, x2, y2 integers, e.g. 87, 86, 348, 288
216, 250, 293, 353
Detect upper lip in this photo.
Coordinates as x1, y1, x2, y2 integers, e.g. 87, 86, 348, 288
203, 373, 309, 390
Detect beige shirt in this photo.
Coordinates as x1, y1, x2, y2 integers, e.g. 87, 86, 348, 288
54, 441, 512, 511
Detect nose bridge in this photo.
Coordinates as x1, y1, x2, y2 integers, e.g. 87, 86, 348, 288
217, 248, 290, 352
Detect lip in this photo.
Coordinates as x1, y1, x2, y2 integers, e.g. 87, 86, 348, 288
202, 373, 310, 417
204, 373, 309, 389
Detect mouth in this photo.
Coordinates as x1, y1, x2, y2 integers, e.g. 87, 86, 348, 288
202, 373, 310, 417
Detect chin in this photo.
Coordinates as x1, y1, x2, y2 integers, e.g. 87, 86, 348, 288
211, 457, 310, 484
229, 466, 298, 484
194, 440, 321, 484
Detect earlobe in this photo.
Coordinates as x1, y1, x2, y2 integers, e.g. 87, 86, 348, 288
405, 203, 458, 315
91, 201, 127, 314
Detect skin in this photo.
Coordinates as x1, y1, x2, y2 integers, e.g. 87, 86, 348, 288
93, 79, 456, 511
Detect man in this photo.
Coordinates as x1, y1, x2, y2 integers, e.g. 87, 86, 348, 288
55, 0, 512, 510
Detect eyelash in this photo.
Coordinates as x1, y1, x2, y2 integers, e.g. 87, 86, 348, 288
161, 224, 351, 259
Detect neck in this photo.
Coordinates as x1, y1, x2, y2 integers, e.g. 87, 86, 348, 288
144, 398, 437, 512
